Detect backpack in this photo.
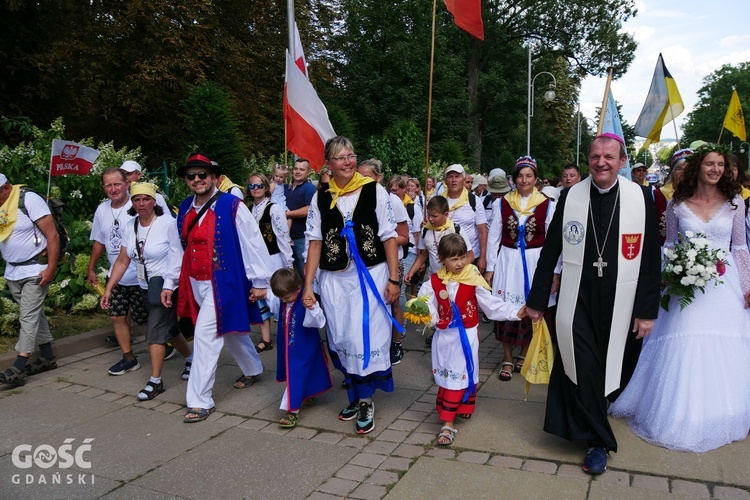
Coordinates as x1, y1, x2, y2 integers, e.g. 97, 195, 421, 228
18, 188, 69, 264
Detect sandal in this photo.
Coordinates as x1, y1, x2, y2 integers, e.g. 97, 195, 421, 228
255, 340, 273, 353
183, 406, 215, 423
437, 426, 457, 446
514, 356, 526, 373
302, 397, 317, 406
458, 413, 472, 419
499, 362, 514, 381
0, 366, 26, 386
234, 374, 257, 389
279, 413, 299, 428
24, 357, 57, 376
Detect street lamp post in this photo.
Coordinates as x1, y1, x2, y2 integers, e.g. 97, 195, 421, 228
740, 142, 750, 174
527, 46, 557, 156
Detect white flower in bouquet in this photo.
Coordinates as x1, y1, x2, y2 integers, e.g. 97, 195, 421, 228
661, 231, 728, 311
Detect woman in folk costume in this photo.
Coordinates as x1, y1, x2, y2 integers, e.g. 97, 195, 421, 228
485, 156, 556, 381
245, 172, 293, 355
653, 148, 691, 245
419, 234, 525, 445
610, 144, 750, 452
303, 136, 402, 435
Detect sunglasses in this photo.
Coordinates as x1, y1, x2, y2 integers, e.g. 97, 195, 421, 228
247, 183, 265, 190
185, 171, 209, 181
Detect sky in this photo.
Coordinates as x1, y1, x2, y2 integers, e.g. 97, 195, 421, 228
578, 0, 750, 142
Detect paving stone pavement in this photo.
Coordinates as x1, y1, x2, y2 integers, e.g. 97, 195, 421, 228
1, 323, 749, 499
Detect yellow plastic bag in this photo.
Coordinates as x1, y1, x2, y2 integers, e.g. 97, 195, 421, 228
520, 318, 554, 400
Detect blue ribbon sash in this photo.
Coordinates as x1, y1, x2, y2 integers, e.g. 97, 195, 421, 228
341, 220, 404, 369
448, 300, 476, 402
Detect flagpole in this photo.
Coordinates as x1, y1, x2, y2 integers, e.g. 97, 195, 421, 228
597, 68, 614, 135
424, 0, 438, 215
286, 0, 294, 168
670, 107, 681, 147
717, 127, 724, 143
47, 148, 53, 199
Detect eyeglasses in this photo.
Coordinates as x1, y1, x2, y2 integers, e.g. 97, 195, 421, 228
185, 171, 209, 181
247, 183, 264, 190
330, 154, 357, 162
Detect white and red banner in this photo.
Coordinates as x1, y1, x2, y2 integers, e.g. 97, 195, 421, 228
49, 140, 100, 176
284, 48, 335, 171
292, 22, 307, 77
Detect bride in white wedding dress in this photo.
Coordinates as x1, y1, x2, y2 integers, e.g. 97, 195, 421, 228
610, 146, 750, 453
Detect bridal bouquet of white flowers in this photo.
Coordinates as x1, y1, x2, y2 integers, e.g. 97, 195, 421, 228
661, 231, 728, 311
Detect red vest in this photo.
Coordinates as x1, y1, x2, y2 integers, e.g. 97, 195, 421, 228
182, 209, 216, 281
431, 273, 479, 330
499, 197, 549, 249
653, 188, 668, 246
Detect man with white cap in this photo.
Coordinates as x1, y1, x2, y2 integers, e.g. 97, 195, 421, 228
88, 165, 176, 375
0, 173, 59, 387
442, 164, 488, 272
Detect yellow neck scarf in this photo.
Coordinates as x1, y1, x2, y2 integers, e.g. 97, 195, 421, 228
659, 181, 675, 201
448, 187, 470, 211
219, 175, 242, 195
425, 188, 435, 197
423, 219, 455, 232
505, 188, 547, 216
327, 172, 373, 209
402, 193, 414, 205
741, 186, 750, 201
0, 184, 23, 242
437, 263, 491, 290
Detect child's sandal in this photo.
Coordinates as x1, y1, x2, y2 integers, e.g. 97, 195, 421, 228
279, 413, 299, 428
514, 356, 526, 373
437, 426, 457, 446
499, 362, 514, 381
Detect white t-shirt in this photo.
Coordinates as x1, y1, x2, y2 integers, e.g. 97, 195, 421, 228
121, 214, 183, 290
0, 191, 51, 280
417, 225, 473, 275
447, 193, 487, 259
90, 195, 172, 286
90, 199, 138, 286
404, 201, 423, 255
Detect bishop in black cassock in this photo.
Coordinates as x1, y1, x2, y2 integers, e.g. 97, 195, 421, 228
526, 165, 661, 455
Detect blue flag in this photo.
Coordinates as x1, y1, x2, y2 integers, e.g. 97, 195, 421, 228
601, 89, 632, 180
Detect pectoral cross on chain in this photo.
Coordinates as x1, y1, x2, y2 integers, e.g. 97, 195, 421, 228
593, 257, 607, 277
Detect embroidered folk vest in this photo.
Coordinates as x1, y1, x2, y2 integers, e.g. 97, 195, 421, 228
500, 197, 549, 249
258, 202, 281, 256
318, 182, 386, 271
431, 274, 479, 330
182, 209, 215, 281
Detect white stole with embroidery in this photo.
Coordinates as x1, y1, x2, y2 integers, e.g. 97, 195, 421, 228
557, 176, 645, 396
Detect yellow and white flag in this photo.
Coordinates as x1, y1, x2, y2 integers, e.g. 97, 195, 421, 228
634, 54, 684, 147
723, 88, 746, 142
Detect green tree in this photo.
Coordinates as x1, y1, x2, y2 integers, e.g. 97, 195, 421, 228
183, 81, 246, 183
682, 62, 750, 147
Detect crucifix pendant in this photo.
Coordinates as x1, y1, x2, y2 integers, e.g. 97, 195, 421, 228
593, 257, 607, 277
